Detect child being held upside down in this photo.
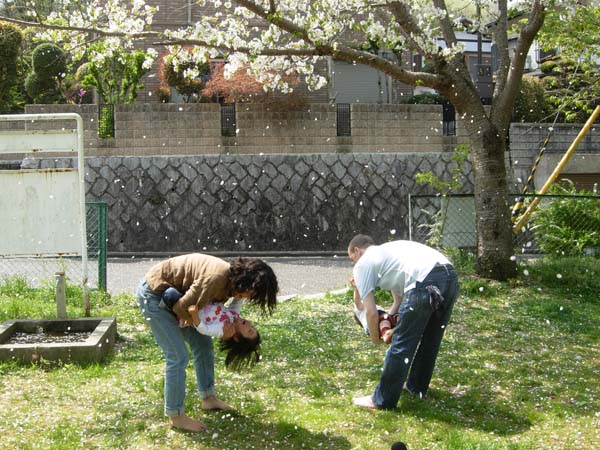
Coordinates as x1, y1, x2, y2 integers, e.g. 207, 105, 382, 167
351, 277, 399, 344
161, 286, 262, 372
186, 303, 262, 371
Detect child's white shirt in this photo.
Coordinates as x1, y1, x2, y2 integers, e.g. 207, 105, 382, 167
195, 303, 239, 338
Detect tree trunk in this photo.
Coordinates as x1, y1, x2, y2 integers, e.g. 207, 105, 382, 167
468, 118, 517, 280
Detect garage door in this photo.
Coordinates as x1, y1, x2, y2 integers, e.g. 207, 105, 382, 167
330, 60, 390, 104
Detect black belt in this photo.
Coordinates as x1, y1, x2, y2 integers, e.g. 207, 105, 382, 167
431, 263, 454, 273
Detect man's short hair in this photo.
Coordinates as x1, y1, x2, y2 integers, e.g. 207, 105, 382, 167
349, 234, 375, 250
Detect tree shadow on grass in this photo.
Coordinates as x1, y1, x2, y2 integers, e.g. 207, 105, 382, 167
184, 412, 352, 449
394, 386, 531, 436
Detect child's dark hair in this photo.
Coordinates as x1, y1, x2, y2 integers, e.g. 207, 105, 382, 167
219, 331, 262, 372
229, 257, 278, 315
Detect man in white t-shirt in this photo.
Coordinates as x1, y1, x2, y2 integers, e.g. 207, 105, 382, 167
348, 234, 459, 409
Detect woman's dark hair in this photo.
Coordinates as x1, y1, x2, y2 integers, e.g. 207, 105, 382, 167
229, 257, 278, 315
219, 331, 261, 372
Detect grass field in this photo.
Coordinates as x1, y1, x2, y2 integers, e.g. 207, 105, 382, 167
0, 255, 598, 449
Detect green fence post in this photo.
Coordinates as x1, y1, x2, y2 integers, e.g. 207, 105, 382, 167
97, 202, 107, 291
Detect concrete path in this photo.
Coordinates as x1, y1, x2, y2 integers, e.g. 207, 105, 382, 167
108, 256, 353, 299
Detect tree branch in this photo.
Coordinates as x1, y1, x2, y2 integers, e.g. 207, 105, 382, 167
385, 2, 432, 57
494, 0, 546, 129
1, 1, 445, 90
235, 0, 315, 46
431, 0, 457, 49
492, 0, 510, 95
0, 15, 160, 40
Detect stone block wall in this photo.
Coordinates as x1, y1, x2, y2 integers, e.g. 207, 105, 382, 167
225, 103, 339, 153
509, 122, 600, 191
113, 103, 222, 155
21, 104, 100, 150
22, 153, 474, 254
351, 104, 465, 153
13, 103, 468, 158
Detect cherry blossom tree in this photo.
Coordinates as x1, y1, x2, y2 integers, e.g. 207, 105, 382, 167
0, 0, 582, 280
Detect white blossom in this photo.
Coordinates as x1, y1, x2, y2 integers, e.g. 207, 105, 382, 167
27, 0, 582, 97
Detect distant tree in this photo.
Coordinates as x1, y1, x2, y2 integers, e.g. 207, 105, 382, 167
80, 43, 156, 104
537, 3, 600, 123
0, 0, 60, 20
0, 20, 23, 112
32, 42, 65, 77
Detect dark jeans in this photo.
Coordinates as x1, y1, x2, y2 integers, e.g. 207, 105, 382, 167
372, 264, 459, 409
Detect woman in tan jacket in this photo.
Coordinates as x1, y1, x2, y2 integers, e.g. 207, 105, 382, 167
136, 253, 278, 432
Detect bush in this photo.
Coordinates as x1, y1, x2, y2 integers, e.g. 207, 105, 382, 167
24, 71, 60, 103
540, 60, 558, 74
512, 76, 551, 123
531, 182, 600, 257
32, 43, 66, 78
401, 92, 444, 104
159, 57, 210, 103
154, 85, 171, 103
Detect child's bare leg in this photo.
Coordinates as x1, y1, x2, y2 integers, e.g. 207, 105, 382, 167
202, 395, 234, 410
169, 415, 207, 432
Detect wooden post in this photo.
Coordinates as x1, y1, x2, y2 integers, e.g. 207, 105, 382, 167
56, 272, 67, 318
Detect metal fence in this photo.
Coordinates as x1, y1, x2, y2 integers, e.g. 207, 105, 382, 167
98, 104, 115, 138
408, 193, 600, 256
336, 103, 351, 136
442, 102, 456, 136
221, 103, 237, 136
0, 202, 108, 290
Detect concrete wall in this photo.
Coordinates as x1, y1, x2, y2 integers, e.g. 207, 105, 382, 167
509, 122, 600, 192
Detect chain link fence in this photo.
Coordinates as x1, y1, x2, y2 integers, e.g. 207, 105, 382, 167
408, 193, 600, 256
0, 202, 107, 290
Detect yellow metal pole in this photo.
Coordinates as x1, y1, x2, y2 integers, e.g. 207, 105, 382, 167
513, 105, 600, 234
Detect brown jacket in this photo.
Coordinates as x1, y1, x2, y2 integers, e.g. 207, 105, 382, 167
145, 253, 233, 321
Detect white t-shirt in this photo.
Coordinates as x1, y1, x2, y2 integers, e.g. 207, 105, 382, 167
353, 240, 450, 301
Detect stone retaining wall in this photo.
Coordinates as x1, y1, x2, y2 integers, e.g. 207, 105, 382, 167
22, 153, 474, 254
6, 108, 600, 254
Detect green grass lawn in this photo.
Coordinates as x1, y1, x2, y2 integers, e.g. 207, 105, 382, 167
0, 256, 598, 450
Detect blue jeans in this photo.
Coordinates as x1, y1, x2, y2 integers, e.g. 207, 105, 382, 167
372, 264, 459, 409
136, 281, 215, 417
